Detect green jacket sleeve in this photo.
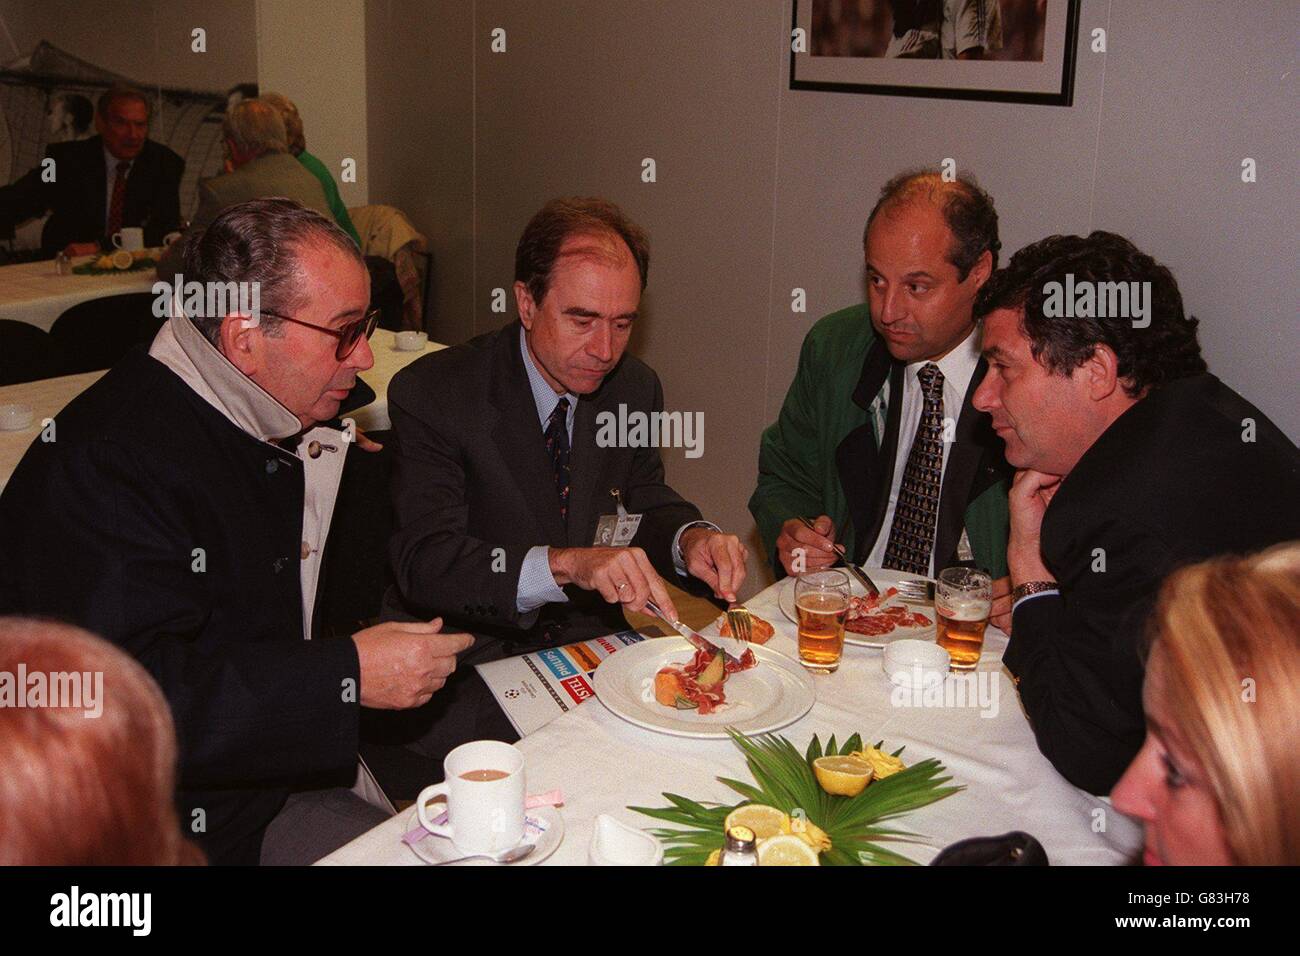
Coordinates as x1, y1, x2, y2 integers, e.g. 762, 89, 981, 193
749, 332, 833, 570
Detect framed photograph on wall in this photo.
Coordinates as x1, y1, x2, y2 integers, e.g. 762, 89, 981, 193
790, 0, 1081, 106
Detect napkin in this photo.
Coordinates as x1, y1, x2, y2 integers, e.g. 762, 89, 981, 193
402, 789, 564, 845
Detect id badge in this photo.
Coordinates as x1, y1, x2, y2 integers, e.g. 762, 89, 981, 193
593, 488, 642, 547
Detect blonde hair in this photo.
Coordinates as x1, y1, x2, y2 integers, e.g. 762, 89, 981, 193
1147, 542, 1300, 865
0, 617, 203, 864
259, 92, 305, 155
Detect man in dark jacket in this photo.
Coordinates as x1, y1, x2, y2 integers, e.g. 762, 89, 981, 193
973, 231, 1300, 795
0, 86, 183, 257
0, 199, 470, 864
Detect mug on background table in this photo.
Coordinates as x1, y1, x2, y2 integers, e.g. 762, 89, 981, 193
112, 227, 144, 252
415, 740, 526, 855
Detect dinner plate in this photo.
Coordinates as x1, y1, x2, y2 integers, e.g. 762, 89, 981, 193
778, 567, 936, 648
593, 637, 815, 739
404, 805, 563, 866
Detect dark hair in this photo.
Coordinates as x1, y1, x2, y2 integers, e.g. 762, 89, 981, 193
514, 197, 650, 304
96, 85, 152, 123
974, 231, 1207, 396
59, 93, 94, 134
863, 168, 1001, 279
174, 198, 363, 346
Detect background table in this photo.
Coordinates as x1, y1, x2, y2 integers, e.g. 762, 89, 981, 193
0, 329, 443, 492
319, 583, 1144, 866
0, 258, 157, 332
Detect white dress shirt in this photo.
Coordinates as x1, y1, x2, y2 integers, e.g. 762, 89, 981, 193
864, 325, 982, 576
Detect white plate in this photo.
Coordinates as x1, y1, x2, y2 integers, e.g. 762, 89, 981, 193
778, 568, 936, 648
593, 637, 815, 739
403, 804, 564, 866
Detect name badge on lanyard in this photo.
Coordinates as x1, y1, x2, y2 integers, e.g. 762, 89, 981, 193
594, 488, 642, 547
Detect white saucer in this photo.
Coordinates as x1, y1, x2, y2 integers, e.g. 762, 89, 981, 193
403, 805, 564, 866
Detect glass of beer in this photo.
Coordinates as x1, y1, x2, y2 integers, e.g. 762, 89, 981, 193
794, 569, 850, 673
935, 567, 992, 670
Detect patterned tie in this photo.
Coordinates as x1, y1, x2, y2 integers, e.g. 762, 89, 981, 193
544, 396, 571, 523
106, 160, 130, 237
882, 363, 945, 575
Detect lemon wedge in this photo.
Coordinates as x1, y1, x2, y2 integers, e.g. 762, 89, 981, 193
852, 747, 906, 780
813, 755, 874, 796
705, 849, 721, 866
757, 834, 820, 866
724, 804, 790, 840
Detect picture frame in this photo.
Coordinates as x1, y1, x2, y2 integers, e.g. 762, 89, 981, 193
790, 0, 1081, 107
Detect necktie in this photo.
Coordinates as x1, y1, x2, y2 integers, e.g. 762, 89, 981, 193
544, 396, 571, 523
882, 363, 945, 576
106, 160, 130, 237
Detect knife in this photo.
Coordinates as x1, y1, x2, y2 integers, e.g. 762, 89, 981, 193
795, 516, 881, 597
642, 599, 749, 663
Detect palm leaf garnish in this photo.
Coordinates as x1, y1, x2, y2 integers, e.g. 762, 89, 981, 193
629, 728, 963, 865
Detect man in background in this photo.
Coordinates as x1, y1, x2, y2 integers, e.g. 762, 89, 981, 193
0, 85, 183, 258
973, 230, 1300, 794
156, 98, 330, 277
260, 92, 360, 247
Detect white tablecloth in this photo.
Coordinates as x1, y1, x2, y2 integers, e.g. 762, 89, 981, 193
0, 258, 157, 331
318, 585, 1143, 866
0, 329, 443, 492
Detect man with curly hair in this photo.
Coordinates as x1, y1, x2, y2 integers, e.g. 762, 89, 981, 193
973, 231, 1300, 795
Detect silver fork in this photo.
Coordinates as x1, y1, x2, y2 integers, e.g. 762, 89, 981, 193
725, 606, 753, 646
893, 578, 936, 603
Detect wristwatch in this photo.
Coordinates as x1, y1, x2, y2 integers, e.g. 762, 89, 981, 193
1011, 580, 1059, 603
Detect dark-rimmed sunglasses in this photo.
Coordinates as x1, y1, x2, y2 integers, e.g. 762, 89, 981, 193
260, 307, 380, 360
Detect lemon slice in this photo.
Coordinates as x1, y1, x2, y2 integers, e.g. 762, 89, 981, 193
852, 747, 906, 780
757, 834, 820, 866
724, 804, 790, 840
813, 755, 874, 796
791, 817, 832, 852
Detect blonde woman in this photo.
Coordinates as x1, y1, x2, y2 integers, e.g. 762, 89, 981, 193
1112, 543, 1300, 865
0, 617, 202, 865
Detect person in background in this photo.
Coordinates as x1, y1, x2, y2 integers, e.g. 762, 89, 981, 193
156, 98, 331, 277
47, 92, 94, 143
750, 169, 1013, 626
973, 231, 1300, 795
260, 92, 361, 247
0, 85, 183, 258
1112, 543, 1300, 866
0, 616, 203, 865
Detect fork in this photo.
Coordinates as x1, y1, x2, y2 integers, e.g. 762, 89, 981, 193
893, 578, 936, 603
725, 606, 753, 645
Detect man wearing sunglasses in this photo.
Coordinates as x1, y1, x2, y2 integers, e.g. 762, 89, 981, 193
0, 199, 471, 865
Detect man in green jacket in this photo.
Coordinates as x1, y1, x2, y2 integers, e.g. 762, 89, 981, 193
750, 169, 1013, 627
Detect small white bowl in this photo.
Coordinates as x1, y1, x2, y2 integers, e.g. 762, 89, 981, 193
588, 813, 663, 866
0, 403, 35, 431
394, 330, 428, 351
883, 639, 951, 688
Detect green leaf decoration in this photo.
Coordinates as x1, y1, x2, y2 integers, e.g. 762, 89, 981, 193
631, 728, 962, 866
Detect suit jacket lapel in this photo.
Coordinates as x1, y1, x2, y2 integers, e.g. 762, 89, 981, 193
565, 394, 612, 546
489, 325, 568, 547
836, 337, 902, 564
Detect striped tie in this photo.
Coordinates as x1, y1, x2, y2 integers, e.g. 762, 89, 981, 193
882, 363, 945, 576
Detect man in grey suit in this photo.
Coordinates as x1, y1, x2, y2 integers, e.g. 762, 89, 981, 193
157, 98, 330, 277
370, 198, 749, 780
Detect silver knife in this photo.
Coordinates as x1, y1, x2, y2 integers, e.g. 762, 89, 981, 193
642, 599, 749, 663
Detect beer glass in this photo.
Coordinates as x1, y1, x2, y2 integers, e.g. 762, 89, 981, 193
935, 567, 992, 670
794, 569, 850, 673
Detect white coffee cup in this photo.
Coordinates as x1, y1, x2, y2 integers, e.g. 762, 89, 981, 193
112, 227, 144, 252
416, 740, 525, 855
395, 330, 428, 351
162, 231, 182, 248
